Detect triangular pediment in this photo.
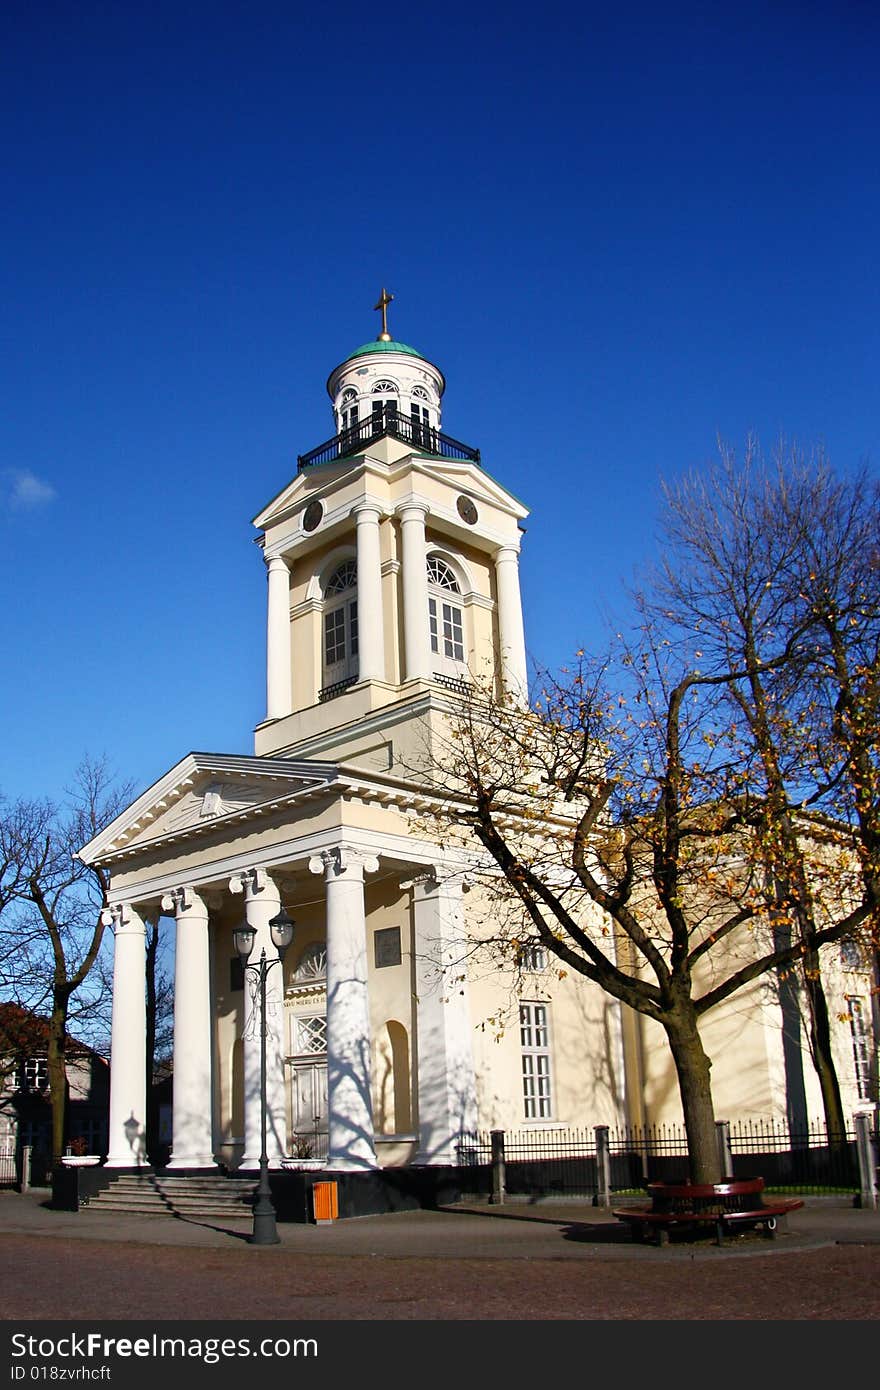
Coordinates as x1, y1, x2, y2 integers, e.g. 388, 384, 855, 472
411, 457, 529, 521
252, 460, 361, 532
78, 752, 341, 863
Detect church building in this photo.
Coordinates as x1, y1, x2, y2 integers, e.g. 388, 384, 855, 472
78, 297, 876, 1181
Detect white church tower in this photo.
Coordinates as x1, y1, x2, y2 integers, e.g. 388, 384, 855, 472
253, 288, 530, 775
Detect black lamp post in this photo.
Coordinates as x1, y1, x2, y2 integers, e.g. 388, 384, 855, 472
233, 906, 295, 1246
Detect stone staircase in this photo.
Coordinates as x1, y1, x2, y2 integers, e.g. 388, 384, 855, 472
82, 1173, 258, 1219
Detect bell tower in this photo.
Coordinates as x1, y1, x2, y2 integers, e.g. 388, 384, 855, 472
252, 295, 529, 775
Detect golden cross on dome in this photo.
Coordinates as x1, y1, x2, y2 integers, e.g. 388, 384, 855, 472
374, 287, 393, 341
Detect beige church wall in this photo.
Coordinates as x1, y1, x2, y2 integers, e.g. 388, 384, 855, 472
637, 979, 779, 1131
289, 602, 321, 713
634, 937, 876, 1131
363, 880, 416, 1159
460, 885, 628, 1132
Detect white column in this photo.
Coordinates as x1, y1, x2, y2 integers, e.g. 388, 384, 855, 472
266, 553, 292, 720
161, 886, 217, 1170
104, 903, 148, 1168
411, 872, 478, 1164
229, 868, 287, 1167
309, 848, 379, 1169
494, 544, 528, 701
353, 502, 385, 682
398, 503, 432, 682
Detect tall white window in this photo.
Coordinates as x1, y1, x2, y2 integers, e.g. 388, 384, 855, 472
371, 380, 398, 432
322, 560, 358, 691
520, 1002, 553, 1120
427, 556, 465, 668
340, 387, 359, 437
410, 385, 432, 446
847, 997, 872, 1101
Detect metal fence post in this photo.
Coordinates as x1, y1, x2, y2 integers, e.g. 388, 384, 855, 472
595, 1125, 611, 1207
20, 1145, 32, 1193
715, 1120, 733, 1180
854, 1112, 878, 1210
490, 1129, 506, 1205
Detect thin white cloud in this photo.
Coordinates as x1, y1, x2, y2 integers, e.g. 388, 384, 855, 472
3, 469, 58, 510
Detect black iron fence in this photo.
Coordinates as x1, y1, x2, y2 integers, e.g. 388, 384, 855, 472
457, 1117, 875, 1199
297, 410, 481, 470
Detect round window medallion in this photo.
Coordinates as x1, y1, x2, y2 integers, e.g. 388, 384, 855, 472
457, 495, 478, 525
302, 500, 324, 533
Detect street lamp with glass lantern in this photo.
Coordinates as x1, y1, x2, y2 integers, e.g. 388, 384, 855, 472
233, 906, 295, 1245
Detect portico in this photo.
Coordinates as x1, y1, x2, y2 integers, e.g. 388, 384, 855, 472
90, 748, 481, 1175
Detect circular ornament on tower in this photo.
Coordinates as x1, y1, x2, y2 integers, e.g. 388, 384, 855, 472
302, 500, 324, 533
457, 495, 478, 525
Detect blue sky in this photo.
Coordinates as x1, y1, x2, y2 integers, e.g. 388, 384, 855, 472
1, 0, 878, 808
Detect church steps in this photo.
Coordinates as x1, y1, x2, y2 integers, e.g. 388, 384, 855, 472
82, 1174, 258, 1218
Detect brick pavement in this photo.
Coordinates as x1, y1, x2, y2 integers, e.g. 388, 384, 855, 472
0, 1189, 877, 1321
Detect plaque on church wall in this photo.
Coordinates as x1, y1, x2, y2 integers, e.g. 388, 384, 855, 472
457, 495, 478, 525
374, 926, 402, 968
302, 499, 324, 532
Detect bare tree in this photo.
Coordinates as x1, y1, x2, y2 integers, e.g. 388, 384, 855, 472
0, 758, 132, 1165
420, 444, 878, 1181
654, 443, 880, 1138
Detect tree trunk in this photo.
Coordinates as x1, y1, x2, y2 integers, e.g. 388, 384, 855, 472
801, 952, 847, 1147
47, 997, 69, 1167
664, 1007, 721, 1184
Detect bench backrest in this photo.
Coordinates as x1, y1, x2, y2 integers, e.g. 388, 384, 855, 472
646, 1178, 764, 1199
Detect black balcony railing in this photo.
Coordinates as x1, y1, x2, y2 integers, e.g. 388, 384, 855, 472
297, 407, 481, 470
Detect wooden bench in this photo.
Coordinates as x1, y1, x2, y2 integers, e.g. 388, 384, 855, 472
612, 1177, 804, 1246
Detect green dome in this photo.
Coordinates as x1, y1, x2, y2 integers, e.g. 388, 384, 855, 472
346, 339, 423, 359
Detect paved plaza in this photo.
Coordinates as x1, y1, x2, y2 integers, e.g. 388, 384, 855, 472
0, 1188, 878, 1322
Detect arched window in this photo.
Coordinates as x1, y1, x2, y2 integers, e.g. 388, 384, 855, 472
340, 387, 359, 438
371, 379, 398, 433
293, 944, 327, 982
410, 384, 432, 446
323, 560, 358, 690
427, 556, 465, 666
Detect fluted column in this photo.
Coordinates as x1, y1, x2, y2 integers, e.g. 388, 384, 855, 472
412, 872, 478, 1164
398, 503, 432, 682
161, 886, 217, 1170
353, 502, 385, 682
494, 544, 528, 701
104, 903, 148, 1168
309, 848, 379, 1169
229, 868, 287, 1167
266, 553, 292, 720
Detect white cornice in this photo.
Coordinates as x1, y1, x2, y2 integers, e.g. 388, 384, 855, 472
77, 752, 343, 864
105, 821, 476, 909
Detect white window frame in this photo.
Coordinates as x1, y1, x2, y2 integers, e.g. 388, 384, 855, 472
520, 1002, 553, 1121
19, 1058, 49, 1092
847, 997, 873, 1102
427, 556, 466, 674
322, 560, 358, 690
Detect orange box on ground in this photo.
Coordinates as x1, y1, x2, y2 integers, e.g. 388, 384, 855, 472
312, 1180, 339, 1222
